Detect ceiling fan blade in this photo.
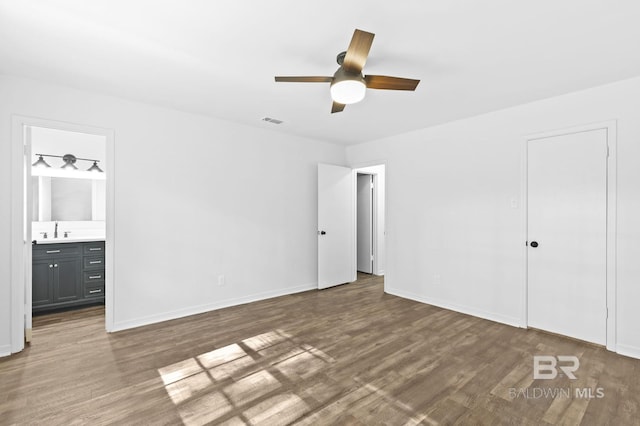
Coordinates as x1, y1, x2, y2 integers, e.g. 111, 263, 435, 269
275, 76, 333, 83
342, 29, 375, 74
364, 75, 420, 91
331, 101, 346, 113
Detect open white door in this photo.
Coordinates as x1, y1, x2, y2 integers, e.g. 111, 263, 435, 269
318, 164, 355, 289
24, 126, 33, 342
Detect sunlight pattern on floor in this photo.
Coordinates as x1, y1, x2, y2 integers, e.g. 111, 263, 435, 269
157, 329, 334, 425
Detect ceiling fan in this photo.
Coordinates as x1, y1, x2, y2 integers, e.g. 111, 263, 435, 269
275, 29, 420, 113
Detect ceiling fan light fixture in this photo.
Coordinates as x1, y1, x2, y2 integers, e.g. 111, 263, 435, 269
330, 68, 366, 105
331, 80, 366, 104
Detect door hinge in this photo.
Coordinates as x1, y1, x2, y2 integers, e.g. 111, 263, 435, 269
371, 254, 374, 261
606, 307, 609, 319
606, 144, 610, 158
370, 181, 374, 189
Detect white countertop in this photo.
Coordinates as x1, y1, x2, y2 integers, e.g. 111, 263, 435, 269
34, 236, 105, 245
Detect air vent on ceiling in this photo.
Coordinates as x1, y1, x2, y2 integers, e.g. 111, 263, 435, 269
261, 117, 283, 125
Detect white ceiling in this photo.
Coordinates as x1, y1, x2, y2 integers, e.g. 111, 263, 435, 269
1, 0, 640, 145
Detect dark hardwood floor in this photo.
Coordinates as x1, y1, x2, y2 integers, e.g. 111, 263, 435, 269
1, 273, 639, 425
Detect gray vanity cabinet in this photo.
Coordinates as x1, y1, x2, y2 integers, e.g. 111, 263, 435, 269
82, 242, 105, 299
32, 241, 105, 313
55, 257, 83, 302
32, 258, 55, 306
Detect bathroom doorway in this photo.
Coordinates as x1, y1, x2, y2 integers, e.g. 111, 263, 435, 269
28, 126, 107, 337
10, 116, 114, 351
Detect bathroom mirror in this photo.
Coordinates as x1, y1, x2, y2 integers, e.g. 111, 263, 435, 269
32, 176, 106, 222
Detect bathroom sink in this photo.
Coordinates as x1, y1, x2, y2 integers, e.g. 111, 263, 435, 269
34, 236, 105, 244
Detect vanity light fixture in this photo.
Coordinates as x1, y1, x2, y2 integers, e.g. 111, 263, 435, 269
61, 154, 78, 170
32, 155, 51, 168
32, 153, 104, 173
87, 161, 103, 173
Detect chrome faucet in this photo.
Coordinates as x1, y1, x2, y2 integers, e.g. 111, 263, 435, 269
54, 221, 58, 239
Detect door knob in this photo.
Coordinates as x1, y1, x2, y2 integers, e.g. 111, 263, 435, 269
530, 241, 539, 248
319, 230, 326, 235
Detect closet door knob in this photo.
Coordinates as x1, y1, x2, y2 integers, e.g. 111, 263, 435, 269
530, 241, 539, 248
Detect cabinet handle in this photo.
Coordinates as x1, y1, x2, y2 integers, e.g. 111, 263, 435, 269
54, 264, 58, 268
89, 248, 102, 251
89, 275, 102, 279
49, 264, 53, 268
89, 289, 102, 294
46, 250, 61, 254
89, 260, 102, 264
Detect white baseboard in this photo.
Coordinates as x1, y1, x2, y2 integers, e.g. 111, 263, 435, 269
385, 286, 521, 328
112, 283, 316, 332
0, 344, 11, 358
616, 343, 640, 360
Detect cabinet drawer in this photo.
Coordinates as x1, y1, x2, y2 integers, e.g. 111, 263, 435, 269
83, 242, 105, 255
33, 244, 80, 258
84, 285, 105, 298
83, 256, 105, 269
84, 270, 105, 283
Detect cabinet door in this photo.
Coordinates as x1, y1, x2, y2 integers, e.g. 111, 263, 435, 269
33, 258, 54, 306
54, 258, 82, 302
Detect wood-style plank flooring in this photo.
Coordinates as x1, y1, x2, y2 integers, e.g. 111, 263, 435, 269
1, 274, 639, 425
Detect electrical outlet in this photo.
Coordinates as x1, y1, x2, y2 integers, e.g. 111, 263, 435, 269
218, 275, 225, 286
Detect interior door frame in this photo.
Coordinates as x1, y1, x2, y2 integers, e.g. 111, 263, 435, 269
10, 115, 115, 354
352, 162, 386, 278
521, 120, 617, 351
356, 172, 374, 274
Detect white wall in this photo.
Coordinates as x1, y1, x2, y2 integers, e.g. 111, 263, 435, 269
0, 75, 346, 353
347, 76, 640, 359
